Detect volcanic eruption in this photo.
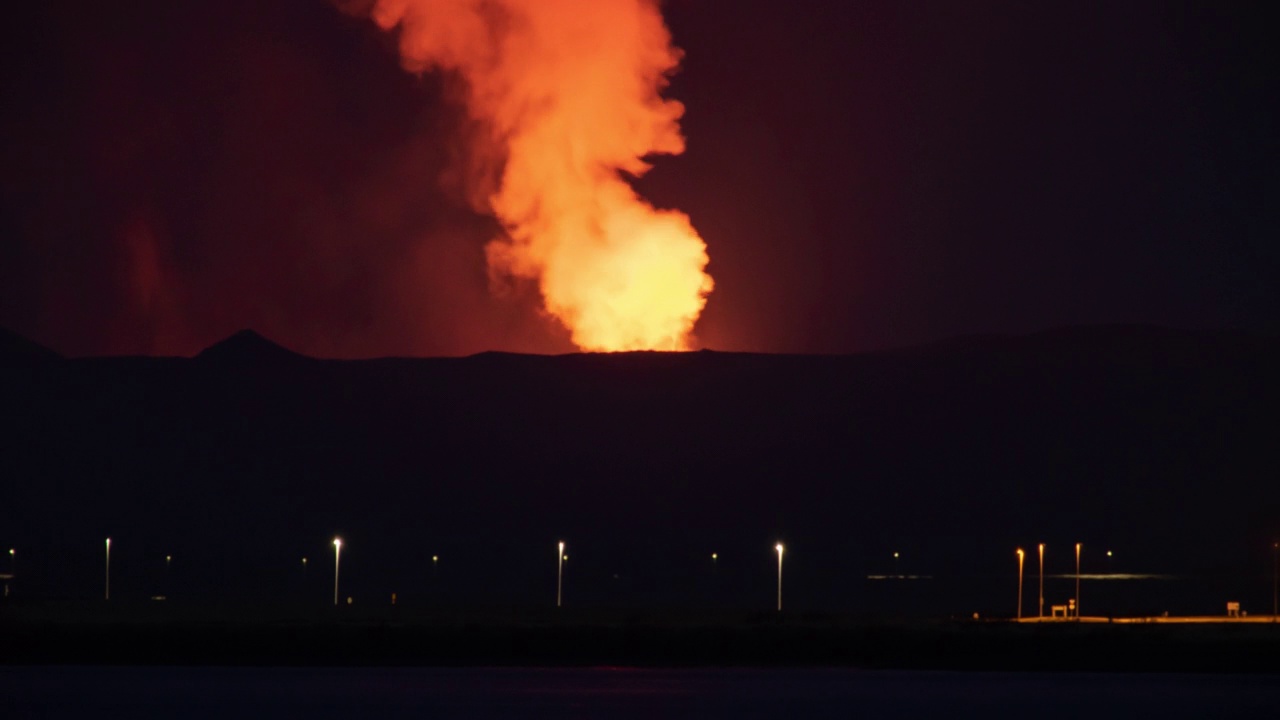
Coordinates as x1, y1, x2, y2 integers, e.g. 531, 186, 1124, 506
354, 0, 714, 351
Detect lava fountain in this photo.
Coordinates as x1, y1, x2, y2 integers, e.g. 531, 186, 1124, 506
358, 0, 713, 350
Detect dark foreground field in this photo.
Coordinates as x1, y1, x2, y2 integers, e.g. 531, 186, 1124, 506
4, 604, 1278, 672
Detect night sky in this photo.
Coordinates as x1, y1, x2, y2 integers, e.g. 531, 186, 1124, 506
1, 0, 1275, 358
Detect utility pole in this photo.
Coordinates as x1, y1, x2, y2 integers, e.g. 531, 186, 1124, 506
1074, 543, 1081, 620
333, 538, 342, 606
1016, 548, 1025, 620
1273, 541, 1277, 619
557, 541, 565, 608
775, 543, 785, 612
1037, 543, 1045, 619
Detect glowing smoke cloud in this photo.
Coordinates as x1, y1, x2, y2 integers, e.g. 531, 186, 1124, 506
363, 0, 713, 351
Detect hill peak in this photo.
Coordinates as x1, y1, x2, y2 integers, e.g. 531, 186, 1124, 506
195, 329, 310, 365
0, 326, 62, 365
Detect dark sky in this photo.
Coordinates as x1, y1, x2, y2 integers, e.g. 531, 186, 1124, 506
1, 0, 1275, 357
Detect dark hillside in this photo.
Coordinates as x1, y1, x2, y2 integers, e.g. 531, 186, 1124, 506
1, 326, 1276, 615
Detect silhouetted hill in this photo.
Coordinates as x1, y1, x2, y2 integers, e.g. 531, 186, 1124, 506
194, 329, 311, 366
1, 326, 1276, 615
0, 327, 61, 365
897, 324, 1269, 366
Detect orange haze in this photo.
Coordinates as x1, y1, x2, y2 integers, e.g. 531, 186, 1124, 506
361, 0, 713, 351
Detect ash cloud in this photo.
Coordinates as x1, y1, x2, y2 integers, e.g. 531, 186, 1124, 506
0, 0, 567, 357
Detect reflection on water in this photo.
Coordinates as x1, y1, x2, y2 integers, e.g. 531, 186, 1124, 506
1, 667, 1276, 719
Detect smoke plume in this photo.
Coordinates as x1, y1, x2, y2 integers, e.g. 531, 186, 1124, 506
358, 0, 713, 351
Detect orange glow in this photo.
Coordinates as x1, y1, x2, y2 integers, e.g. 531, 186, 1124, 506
365, 0, 713, 351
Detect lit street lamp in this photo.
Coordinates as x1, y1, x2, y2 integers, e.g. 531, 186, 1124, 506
1016, 548, 1025, 620
556, 541, 566, 608
1075, 542, 1082, 619
8, 548, 14, 577
332, 538, 342, 606
1272, 541, 1277, 619
105, 538, 111, 601
775, 543, 785, 612
1038, 543, 1045, 619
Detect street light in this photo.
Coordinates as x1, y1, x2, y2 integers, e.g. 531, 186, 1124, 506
1038, 543, 1045, 619
105, 538, 111, 601
1016, 548, 1025, 620
1075, 542, 1082, 619
1272, 542, 1277, 619
8, 548, 14, 577
332, 538, 342, 606
557, 541, 566, 608
775, 543, 785, 612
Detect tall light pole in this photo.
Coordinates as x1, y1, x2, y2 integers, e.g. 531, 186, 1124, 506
775, 543, 785, 612
556, 541, 565, 608
104, 538, 111, 601
1038, 543, 1045, 620
1074, 542, 1081, 619
332, 537, 342, 606
1272, 541, 1277, 619
1016, 548, 1025, 620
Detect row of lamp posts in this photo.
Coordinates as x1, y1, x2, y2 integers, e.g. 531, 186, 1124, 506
1015, 542, 1086, 620
67, 536, 1280, 617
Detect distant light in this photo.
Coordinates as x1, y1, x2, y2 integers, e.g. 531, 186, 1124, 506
432, 555, 439, 563
302, 557, 308, 565
893, 552, 900, 559
1106, 551, 1113, 557
333, 537, 342, 548
563, 555, 569, 561
711, 552, 718, 561
775, 543, 784, 553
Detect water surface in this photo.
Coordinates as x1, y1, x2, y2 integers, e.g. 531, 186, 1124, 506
2, 667, 1276, 719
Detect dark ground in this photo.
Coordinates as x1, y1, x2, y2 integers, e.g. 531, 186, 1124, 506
2, 324, 1278, 614
3, 603, 1279, 672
